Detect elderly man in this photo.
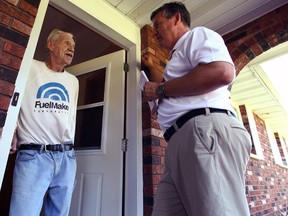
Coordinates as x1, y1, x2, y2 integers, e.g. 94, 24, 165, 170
10, 29, 79, 216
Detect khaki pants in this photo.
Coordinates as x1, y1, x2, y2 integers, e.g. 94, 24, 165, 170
152, 112, 252, 216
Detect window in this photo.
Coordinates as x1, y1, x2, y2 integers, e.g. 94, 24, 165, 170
74, 68, 106, 150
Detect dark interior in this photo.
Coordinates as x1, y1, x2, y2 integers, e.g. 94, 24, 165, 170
34, 5, 122, 66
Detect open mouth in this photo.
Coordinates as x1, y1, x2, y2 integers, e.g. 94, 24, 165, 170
66, 53, 73, 58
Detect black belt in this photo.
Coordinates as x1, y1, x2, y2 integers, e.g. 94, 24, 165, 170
163, 108, 235, 142
19, 143, 73, 152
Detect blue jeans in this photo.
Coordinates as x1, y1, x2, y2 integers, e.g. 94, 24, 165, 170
10, 149, 77, 216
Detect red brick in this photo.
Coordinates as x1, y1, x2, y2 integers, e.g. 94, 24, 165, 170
143, 175, 162, 185
150, 146, 165, 156
3, 40, 25, 58
151, 165, 164, 175
250, 43, 263, 57
5, 0, 19, 6
0, 79, 15, 96
143, 185, 154, 196
19, 0, 38, 17
0, 1, 35, 26
150, 118, 160, 129
0, 94, 11, 110
151, 175, 161, 184
0, 37, 5, 48
0, 11, 12, 26
159, 139, 167, 148
0, 52, 22, 70
11, 18, 32, 35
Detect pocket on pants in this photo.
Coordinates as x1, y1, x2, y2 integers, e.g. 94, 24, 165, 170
230, 123, 252, 153
66, 149, 76, 159
194, 116, 216, 153
17, 150, 38, 162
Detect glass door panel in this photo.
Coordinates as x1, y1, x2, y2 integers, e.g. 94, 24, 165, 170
75, 68, 106, 150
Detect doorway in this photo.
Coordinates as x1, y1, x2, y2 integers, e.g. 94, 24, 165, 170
0, 4, 125, 215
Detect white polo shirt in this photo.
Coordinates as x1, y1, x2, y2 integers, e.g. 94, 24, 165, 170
158, 27, 236, 131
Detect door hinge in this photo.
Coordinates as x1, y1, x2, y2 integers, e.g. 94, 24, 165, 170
121, 138, 128, 152
124, 63, 129, 73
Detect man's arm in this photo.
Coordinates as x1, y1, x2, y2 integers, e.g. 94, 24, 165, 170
143, 61, 234, 100
165, 61, 234, 96
141, 53, 163, 83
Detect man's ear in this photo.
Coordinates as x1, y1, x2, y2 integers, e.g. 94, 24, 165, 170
47, 40, 53, 52
174, 13, 181, 25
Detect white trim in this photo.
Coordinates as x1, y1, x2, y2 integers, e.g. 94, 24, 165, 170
231, 103, 264, 159
246, 106, 264, 159
125, 44, 144, 216
279, 136, 288, 166
267, 125, 283, 165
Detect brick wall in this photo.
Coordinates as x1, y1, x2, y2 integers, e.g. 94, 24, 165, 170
141, 25, 169, 216
141, 3, 288, 216
0, 0, 40, 136
247, 114, 288, 215
223, 3, 288, 75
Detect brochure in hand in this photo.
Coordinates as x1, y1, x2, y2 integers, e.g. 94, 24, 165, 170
139, 70, 158, 111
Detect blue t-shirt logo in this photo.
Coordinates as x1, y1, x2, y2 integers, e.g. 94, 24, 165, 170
36, 82, 70, 102
34, 82, 70, 111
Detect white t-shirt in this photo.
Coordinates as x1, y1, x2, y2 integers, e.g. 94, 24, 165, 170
158, 27, 236, 131
17, 59, 79, 145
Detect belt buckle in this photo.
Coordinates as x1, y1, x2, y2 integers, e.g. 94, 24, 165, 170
60, 144, 65, 152
44, 144, 51, 152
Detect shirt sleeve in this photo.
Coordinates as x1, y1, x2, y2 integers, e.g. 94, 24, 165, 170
187, 27, 234, 66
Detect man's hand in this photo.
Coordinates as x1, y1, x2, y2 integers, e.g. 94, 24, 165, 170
141, 53, 164, 82
10, 130, 17, 154
141, 53, 154, 70
143, 81, 161, 101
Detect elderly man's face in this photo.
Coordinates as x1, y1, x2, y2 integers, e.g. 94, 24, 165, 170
49, 33, 75, 67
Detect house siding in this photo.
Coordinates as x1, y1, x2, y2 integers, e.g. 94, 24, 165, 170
141, 3, 288, 216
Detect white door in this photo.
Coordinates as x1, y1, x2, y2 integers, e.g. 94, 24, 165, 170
67, 50, 125, 216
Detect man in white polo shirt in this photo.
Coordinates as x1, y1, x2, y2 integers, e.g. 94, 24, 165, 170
142, 2, 252, 216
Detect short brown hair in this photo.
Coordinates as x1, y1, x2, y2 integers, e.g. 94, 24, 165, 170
151, 2, 191, 28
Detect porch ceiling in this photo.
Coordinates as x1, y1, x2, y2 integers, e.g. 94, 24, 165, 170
104, 0, 287, 35
231, 42, 288, 139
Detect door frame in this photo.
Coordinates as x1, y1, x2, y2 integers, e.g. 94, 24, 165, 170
49, 1, 144, 215
0, 0, 49, 187
0, 0, 143, 215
